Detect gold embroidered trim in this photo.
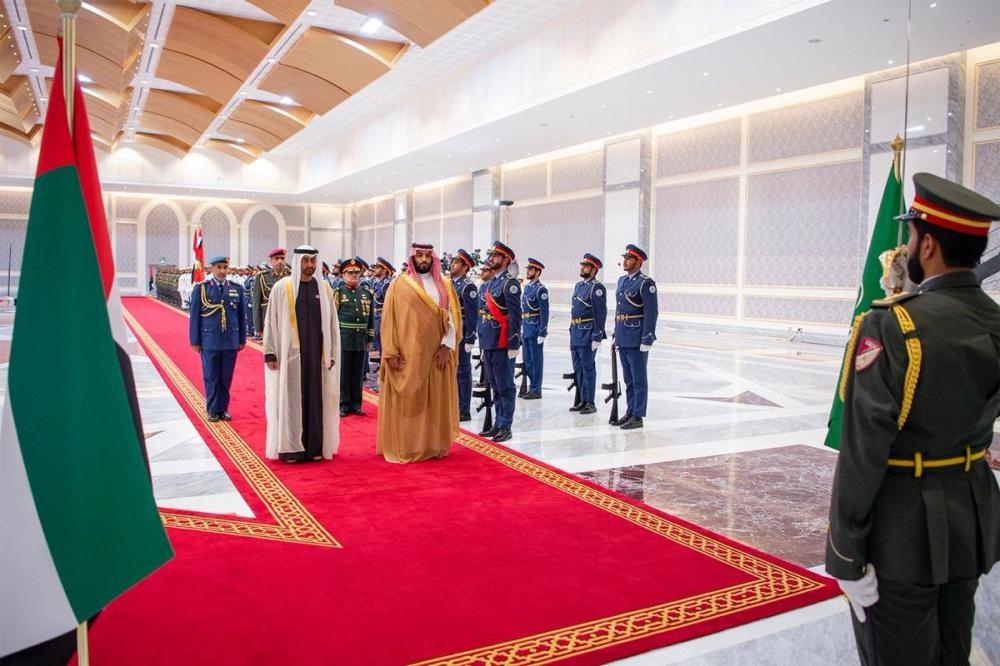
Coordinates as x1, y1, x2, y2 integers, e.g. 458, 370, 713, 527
838, 312, 867, 401
891, 304, 921, 429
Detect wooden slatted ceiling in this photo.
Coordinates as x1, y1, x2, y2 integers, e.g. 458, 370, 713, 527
144, 90, 220, 134
246, 0, 312, 25
1, 21, 19, 82
27, 0, 148, 68
0, 76, 36, 133
258, 64, 350, 116
205, 138, 262, 164
337, 0, 491, 48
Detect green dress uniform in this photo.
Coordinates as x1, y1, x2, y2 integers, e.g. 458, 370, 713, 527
827, 173, 1000, 666
251, 268, 290, 338
335, 280, 374, 415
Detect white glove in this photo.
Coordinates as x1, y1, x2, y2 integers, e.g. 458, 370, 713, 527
537, 336, 546, 345
507, 349, 518, 359
640, 343, 652, 352
837, 564, 879, 623
464, 343, 473, 353
591, 340, 601, 351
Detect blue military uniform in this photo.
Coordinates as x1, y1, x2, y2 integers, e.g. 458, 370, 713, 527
453, 249, 479, 421
371, 257, 395, 355
569, 253, 607, 414
613, 244, 658, 429
477, 241, 521, 442
189, 257, 247, 422
520, 258, 549, 398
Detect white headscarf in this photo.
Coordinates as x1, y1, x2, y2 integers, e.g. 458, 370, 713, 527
290, 244, 320, 300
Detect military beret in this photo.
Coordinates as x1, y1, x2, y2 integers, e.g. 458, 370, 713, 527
896, 172, 1000, 237
208, 255, 228, 265
268, 247, 286, 258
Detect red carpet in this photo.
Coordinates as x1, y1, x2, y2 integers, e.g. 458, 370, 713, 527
101, 296, 839, 665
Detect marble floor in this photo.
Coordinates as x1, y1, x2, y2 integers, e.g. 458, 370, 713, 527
2, 303, 998, 664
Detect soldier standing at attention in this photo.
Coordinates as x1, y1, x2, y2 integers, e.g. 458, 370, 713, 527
451, 249, 479, 422
335, 256, 374, 416
612, 244, 658, 430
569, 253, 607, 414
520, 258, 549, 399
252, 248, 289, 341
189, 256, 246, 422
371, 257, 395, 360
477, 241, 521, 442
827, 173, 1000, 666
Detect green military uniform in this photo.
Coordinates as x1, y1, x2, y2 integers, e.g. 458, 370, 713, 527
335, 274, 374, 415
827, 173, 1000, 666
251, 267, 289, 337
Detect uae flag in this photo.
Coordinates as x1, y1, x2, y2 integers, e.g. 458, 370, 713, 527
192, 226, 205, 282
0, 42, 173, 659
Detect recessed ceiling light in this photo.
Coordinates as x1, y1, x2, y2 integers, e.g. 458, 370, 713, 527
149, 43, 159, 49
280, 96, 295, 105
266, 58, 276, 64
39, 98, 47, 103
306, 10, 318, 16
600, 104, 606, 109
132, 106, 140, 112
219, 114, 228, 121
140, 79, 148, 85
16, 25, 27, 31
239, 91, 248, 96
717, 102, 723, 107
929, 2, 937, 7
361, 18, 382, 34
236, 137, 245, 144
775, 87, 782, 92
78, 73, 92, 83
702, 71, 709, 76
646, 89, 653, 94
888, 59, 894, 64
29, 67, 38, 73
668, 115, 674, 120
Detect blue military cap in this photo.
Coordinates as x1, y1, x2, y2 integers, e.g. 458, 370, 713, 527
490, 240, 515, 261
527, 257, 545, 271
454, 248, 475, 268
376, 256, 395, 273
580, 253, 603, 270
622, 244, 648, 262
208, 255, 229, 265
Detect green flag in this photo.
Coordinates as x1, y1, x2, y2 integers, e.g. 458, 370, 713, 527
824, 159, 907, 450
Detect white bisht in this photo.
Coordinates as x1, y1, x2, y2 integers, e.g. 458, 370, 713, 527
263, 245, 341, 459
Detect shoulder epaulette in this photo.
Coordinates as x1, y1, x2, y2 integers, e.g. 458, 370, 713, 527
871, 291, 919, 308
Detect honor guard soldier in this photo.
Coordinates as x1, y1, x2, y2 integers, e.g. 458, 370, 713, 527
569, 253, 607, 414
520, 258, 549, 399
827, 173, 1000, 666
477, 241, 522, 442
335, 256, 375, 416
371, 256, 395, 358
189, 255, 246, 422
612, 244, 658, 429
451, 249, 479, 422
252, 247, 290, 340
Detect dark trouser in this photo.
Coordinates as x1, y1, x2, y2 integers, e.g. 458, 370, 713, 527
457, 344, 472, 414
852, 576, 979, 666
201, 348, 236, 416
570, 345, 597, 404
485, 349, 515, 429
340, 349, 367, 411
618, 346, 648, 417
522, 337, 543, 393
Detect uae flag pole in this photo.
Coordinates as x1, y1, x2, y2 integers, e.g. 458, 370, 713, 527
0, 2, 173, 663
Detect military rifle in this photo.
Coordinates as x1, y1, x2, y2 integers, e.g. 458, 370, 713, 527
473, 350, 486, 388
562, 371, 580, 408
601, 344, 622, 424
515, 361, 528, 397
473, 382, 494, 434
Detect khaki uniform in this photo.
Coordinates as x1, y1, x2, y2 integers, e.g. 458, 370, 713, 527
251, 268, 290, 335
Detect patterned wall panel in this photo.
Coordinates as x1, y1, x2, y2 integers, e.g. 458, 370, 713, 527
976, 60, 1000, 130
276, 205, 305, 227
551, 150, 604, 195
413, 219, 441, 248
0, 191, 30, 215
247, 209, 280, 266
743, 297, 854, 325
375, 225, 393, 260
0, 219, 27, 271
376, 199, 394, 225
653, 178, 739, 284
357, 227, 375, 261
285, 229, 305, 251
745, 161, 862, 287
507, 197, 603, 282
117, 276, 137, 290
441, 214, 473, 254
749, 92, 863, 163
200, 208, 232, 260
662, 293, 737, 317
114, 223, 137, 272
975, 141, 1000, 291
357, 203, 376, 228
443, 179, 473, 213
414, 188, 441, 218
145, 204, 180, 267
656, 120, 742, 177
502, 163, 547, 201
114, 197, 148, 220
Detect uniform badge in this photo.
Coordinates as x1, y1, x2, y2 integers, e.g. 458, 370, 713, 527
509, 285, 518, 294
595, 288, 603, 296
649, 285, 656, 293
540, 292, 548, 300
854, 337, 883, 372
470, 289, 478, 298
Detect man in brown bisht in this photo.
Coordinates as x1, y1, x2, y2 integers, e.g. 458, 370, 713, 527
377, 243, 462, 463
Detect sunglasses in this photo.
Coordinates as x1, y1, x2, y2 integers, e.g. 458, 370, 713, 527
344, 269, 362, 275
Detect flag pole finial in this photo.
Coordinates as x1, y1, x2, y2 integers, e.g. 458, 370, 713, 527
57, 0, 81, 135
891, 134, 905, 183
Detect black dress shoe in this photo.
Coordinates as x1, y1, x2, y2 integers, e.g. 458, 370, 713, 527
459, 412, 472, 422
620, 416, 644, 430
352, 408, 366, 416
339, 407, 349, 417
523, 391, 542, 400
219, 412, 232, 421
579, 403, 597, 414
207, 413, 220, 422
492, 428, 512, 443
569, 403, 584, 412
610, 414, 632, 426
479, 427, 498, 438
517, 389, 527, 398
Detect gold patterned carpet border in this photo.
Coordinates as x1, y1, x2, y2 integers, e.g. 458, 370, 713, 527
124, 307, 339, 548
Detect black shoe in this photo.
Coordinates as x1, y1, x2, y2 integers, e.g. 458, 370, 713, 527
569, 403, 584, 412
579, 403, 597, 415
620, 416, 644, 430
492, 428, 512, 443
219, 412, 232, 421
610, 414, 632, 426
523, 391, 542, 400
339, 407, 349, 417
207, 413, 220, 422
459, 412, 472, 422
352, 408, 366, 416
518, 389, 527, 398
479, 427, 498, 438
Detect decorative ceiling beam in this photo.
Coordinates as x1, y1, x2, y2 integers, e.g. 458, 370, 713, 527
145, 90, 220, 132
205, 138, 262, 164
280, 28, 407, 95
133, 132, 190, 160
219, 117, 284, 152
337, 0, 491, 48
258, 64, 350, 116
246, 0, 312, 25
141, 111, 205, 147
231, 100, 312, 139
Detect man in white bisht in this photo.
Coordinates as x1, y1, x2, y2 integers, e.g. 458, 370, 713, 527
263, 245, 341, 462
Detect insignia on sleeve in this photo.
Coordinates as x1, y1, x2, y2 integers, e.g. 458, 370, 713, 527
509, 285, 518, 294
470, 289, 478, 298
540, 292, 548, 300
854, 336, 883, 372
648, 285, 656, 293
595, 288, 603, 296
